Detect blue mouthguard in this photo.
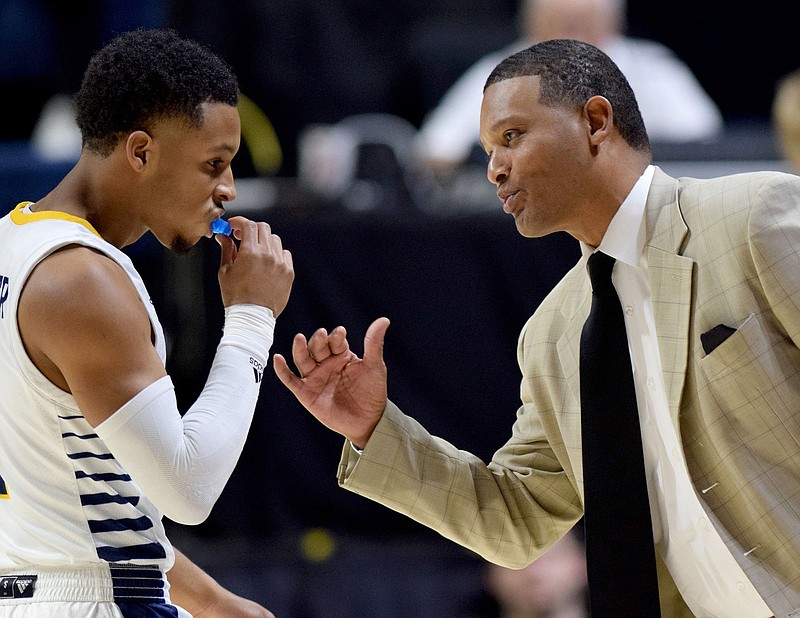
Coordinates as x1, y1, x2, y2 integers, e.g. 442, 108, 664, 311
210, 218, 232, 236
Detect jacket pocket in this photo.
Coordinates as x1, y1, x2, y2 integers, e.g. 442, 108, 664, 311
698, 312, 800, 439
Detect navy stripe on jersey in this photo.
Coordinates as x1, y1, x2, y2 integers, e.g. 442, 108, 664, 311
75, 470, 132, 482
59, 408, 169, 570
99, 543, 167, 563
62, 431, 99, 439
81, 492, 140, 507
89, 516, 154, 533
68, 451, 116, 460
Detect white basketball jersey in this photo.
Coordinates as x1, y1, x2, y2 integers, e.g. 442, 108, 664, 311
0, 202, 174, 572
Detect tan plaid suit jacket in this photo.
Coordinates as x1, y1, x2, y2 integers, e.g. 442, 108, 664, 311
338, 167, 800, 617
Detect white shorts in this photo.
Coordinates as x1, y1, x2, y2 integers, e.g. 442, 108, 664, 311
0, 564, 191, 618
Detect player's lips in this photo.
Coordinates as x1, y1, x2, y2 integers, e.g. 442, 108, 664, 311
498, 190, 518, 214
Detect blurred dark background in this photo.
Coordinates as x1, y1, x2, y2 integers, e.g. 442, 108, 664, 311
2, 0, 799, 178
2, 1, 798, 615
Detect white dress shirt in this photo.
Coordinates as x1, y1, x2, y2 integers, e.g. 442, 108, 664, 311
581, 165, 773, 618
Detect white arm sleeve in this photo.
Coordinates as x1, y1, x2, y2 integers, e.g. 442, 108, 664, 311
94, 304, 275, 525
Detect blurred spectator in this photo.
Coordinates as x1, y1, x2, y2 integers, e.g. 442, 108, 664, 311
773, 68, 800, 173
415, 0, 724, 175
480, 531, 589, 618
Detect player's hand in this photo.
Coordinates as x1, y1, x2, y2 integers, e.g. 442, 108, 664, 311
217, 216, 294, 316
274, 317, 390, 448
192, 591, 275, 618
168, 548, 275, 618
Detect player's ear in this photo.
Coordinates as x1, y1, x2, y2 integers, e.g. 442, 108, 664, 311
126, 131, 153, 171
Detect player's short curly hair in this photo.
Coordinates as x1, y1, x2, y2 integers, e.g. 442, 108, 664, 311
75, 28, 239, 156
485, 38, 650, 152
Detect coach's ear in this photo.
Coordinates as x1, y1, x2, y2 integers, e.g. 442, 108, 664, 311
583, 95, 613, 147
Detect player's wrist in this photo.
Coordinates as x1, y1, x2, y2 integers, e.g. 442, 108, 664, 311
220, 304, 275, 363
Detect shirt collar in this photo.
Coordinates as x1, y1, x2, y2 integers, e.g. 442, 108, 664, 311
580, 165, 654, 267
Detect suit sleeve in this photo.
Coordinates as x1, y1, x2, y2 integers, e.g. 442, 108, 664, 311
337, 327, 583, 569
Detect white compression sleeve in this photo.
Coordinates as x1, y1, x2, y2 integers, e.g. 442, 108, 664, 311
94, 304, 275, 525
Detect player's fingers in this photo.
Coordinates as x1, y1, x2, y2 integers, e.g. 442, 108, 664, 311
260, 222, 283, 254
226, 216, 251, 241
217, 233, 237, 269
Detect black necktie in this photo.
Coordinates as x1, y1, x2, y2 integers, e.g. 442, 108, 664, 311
580, 251, 661, 617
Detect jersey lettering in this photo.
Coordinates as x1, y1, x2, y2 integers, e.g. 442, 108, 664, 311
0, 274, 9, 319
0, 473, 8, 499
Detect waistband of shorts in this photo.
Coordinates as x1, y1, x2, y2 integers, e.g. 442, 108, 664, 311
0, 564, 168, 604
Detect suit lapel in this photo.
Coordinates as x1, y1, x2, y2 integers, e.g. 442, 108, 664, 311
647, 248, 694, 422
645, 168, 694, 424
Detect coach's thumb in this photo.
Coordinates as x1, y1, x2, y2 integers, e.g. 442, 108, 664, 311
363, 317, 390, 367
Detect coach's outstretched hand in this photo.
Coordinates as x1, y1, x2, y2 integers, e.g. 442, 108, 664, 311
274, 317, 390, 448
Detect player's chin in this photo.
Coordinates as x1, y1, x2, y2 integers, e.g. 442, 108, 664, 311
170, 234, 199, 255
